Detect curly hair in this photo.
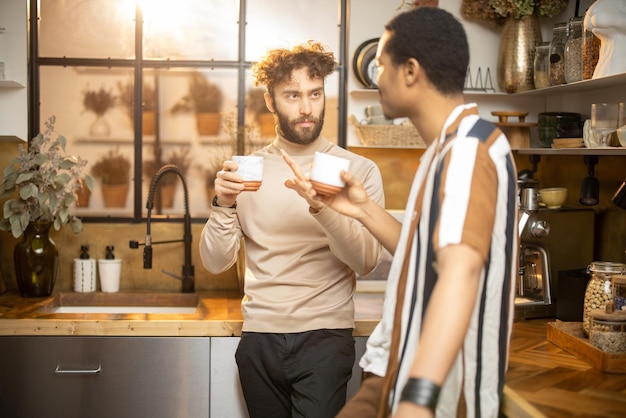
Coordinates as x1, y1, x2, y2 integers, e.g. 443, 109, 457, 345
251, 41, 336, 95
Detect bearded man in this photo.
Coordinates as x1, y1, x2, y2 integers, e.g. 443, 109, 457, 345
199, 40, 385, 418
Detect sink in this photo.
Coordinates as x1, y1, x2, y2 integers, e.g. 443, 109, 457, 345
39, 292, 200, 315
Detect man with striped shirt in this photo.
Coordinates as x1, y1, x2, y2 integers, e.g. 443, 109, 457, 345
284, 7, 518, 418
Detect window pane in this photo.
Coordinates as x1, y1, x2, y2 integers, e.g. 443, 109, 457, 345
245, 0, 339, 62
39, 66, 136, 216
39, 0, 135, 59
142, 67, 239, 217
143, 0, 239, 61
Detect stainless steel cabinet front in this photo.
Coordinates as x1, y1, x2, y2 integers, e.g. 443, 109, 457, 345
0, 336, 210, 418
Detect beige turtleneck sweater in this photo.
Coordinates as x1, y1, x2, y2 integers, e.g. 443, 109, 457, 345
199, 135, 385, 333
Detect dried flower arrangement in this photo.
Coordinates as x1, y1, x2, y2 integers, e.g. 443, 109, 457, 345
0, 115, 93, 238
116, 80, 156, 119
143, 147, 192, 186
82, 85, 117, 116
91, 148, 131, 185
462, 0, 568, 24
170, 72, 223, 114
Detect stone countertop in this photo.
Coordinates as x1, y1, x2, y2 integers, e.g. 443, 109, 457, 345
0, 290, 384, 337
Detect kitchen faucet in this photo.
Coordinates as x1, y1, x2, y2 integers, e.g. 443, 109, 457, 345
129, 164, 194, 292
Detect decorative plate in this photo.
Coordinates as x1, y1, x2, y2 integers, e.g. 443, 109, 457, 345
353, 38, 379, 89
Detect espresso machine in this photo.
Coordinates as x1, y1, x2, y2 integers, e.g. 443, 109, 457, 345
516, 206, 595, 319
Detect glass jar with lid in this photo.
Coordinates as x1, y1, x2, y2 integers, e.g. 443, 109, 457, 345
582, 25, 600, 80
589, 312, 626, 353
549, 22, 567, 86
583, 261, 626, 336
564, 16, 584, 83
533, 42, 551, 89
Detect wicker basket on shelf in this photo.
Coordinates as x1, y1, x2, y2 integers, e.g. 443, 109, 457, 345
349, 115, 425, 147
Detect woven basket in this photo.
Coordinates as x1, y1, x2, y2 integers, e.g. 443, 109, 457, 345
349, 115, 425, 147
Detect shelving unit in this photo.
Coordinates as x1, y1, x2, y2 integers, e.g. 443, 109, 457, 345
349, 72, 626, 156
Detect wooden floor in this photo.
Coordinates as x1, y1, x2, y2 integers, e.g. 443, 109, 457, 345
505, 319, 626, 418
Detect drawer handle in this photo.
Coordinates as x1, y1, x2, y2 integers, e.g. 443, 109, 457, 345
54, 362, 102, 375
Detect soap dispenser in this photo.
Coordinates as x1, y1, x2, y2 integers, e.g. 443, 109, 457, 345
73, 245, 97, 292
98, 246, 122, 293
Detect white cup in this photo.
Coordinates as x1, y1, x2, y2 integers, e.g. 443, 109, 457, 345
232, 155, 264, 191
310, 152, 350, 195
73, 259, 97, 293
98, 259, 122, 293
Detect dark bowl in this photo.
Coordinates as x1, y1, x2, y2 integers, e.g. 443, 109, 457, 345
537, 112, 582, 147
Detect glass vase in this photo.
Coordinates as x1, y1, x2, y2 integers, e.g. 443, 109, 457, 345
14, 222, 59, 297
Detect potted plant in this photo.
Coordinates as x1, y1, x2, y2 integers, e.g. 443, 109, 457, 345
82, 85, 117, 136
0, 115, 94, 297
246, 88, 275, 137
143, 147, 191, 208
91, 148, 132, 208
171, 72, 223, 135
117, 80, 157, 135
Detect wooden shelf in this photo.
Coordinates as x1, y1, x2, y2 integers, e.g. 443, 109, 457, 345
514, 72, 626, 97
0, 80, 25, 88
515, 147, 626, 156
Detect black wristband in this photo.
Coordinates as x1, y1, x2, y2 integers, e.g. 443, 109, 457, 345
212, 195, 237, 209
399, 378, 441, 412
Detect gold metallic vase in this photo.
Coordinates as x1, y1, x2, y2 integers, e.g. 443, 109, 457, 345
497, 14, 542, 93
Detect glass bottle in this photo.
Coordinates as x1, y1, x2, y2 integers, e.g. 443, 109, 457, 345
549, 22, 567, 86
582, 25, 601, 80
533, 42, 551, 89
564, 16, 584, 84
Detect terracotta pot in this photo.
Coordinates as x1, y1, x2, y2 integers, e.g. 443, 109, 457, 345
157, 183, 176, 208
76, 178, 91, 208
142, 111, 155, 136
196, 113, 221, 136
257, 113, 275, 137
101, 183, 129, 208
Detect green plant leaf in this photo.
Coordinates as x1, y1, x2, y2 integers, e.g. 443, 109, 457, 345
84, 175, 95, 191
19, 183, 38, 200
70, 217, 83, 235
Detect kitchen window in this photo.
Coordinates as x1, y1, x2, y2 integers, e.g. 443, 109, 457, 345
31, 0, 347, 220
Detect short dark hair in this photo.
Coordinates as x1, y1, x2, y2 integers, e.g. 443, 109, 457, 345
252, 41, 336, 96
384, 7, 469, 95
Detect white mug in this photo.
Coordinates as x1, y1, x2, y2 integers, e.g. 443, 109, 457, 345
232, 155, 264, 191
310, 152, 350, 195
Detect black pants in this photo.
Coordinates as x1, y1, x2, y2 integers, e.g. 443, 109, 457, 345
235, 329, 355, 418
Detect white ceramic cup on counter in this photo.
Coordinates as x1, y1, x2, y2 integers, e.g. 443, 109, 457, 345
98, 259, 122, 293
310, 152, 350, 196
232, 155, 264, 191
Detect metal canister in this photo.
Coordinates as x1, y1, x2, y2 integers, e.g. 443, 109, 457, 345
583, 262, 626, 336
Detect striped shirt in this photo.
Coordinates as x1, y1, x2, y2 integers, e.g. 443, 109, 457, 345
360, 103, 518, 417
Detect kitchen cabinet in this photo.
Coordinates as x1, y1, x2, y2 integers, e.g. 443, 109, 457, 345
0, 335, 368, 418
0, 0, 28, 140
0, 336, 210, 418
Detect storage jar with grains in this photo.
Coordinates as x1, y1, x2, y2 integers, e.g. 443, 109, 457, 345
549, 22, 567, 86
582, 261, 626, 336
533, 42, 551, 89
582, 26, 600, 80
564, 17, 583, 84
589, 311, 626, 353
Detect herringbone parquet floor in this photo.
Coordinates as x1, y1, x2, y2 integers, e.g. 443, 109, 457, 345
505, 319, 626, 417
